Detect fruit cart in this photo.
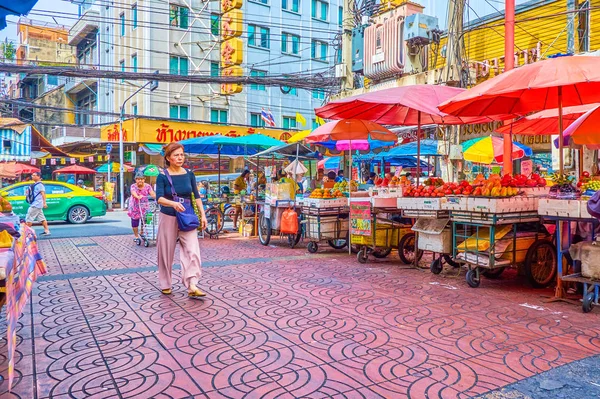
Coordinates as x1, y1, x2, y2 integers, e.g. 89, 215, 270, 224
350, 197, 419, 264
539, 197, 600, 312
447, 195, 555, 288
302, 198, 349, 253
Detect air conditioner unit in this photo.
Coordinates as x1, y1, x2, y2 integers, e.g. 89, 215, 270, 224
335, 64, 345, 78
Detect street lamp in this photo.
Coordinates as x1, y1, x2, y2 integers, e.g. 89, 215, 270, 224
119, 71, 159, 209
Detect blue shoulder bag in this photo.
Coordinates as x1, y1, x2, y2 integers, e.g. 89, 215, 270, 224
164, 170, 200, 232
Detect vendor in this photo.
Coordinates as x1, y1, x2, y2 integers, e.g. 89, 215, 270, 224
335, 170, 346, 183
232, 170, 250, 230
366, 172, 377, 184
326, 171, 337, 182
311, 168, 325, 190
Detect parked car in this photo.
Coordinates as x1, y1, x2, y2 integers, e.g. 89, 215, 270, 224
0, 181, 107, 224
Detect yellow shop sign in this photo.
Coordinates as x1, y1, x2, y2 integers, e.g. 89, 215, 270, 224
101, 118, 294, 144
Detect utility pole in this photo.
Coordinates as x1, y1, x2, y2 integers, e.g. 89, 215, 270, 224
341, 0, 355, 92
442, 0, 464, 183
503, 0, 515, 175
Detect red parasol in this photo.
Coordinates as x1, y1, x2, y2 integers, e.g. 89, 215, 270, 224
562, 104, 600, 146
438, 56, 600, 172
0, 163, 40, 175
315, 85, 508, 125
496, 104, 597, 136
52, 165, 97, 175
315, 85, 507, 186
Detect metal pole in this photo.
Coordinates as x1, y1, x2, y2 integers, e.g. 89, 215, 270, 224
558, 87, 564, 174
217, 145, 221, 192
119, 110, 124, 209
503, 0, 515, 175
416, 111, 421, 187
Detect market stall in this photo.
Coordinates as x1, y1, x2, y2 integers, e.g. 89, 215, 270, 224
438, 56, 600, 307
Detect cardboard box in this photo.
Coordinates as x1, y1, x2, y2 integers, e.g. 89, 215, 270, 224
412, 218, 452, 254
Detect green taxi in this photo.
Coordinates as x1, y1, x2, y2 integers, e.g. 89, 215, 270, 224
0, 181, 107, 224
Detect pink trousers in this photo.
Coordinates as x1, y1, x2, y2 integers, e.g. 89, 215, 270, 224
157, 213, 202, 290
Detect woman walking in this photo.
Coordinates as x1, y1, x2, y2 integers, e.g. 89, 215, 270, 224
128, 172, 155, 242
156, 143, 208, 298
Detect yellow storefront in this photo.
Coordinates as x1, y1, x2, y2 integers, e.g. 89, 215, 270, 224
100, 118, 296, 173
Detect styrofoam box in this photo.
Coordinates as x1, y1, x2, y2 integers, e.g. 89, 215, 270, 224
371, 196, 399, 208
579, 200, 593, 219
538, 198, 580, 218
417, 229, 452, 254
417, 198, 447, 210
397, 197, 416, 210
303, 198, 347, 208
442, 196, 469, 211
521, 187, 551, 197
469, 196, 538, 213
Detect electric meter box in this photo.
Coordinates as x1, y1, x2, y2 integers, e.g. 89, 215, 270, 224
403, 13, 439, 43
351, 26, 365, 72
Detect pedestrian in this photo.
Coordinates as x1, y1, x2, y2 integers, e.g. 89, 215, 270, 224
25, 172, 50, 236
232, 170, 250, 230
156, 142, 208, 298
77, 179, 87, 189
127, 172, 155, 242
335, 170, 346, 183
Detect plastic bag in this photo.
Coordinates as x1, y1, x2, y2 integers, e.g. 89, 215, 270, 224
280, 208, 299, 235
587, 190, 600, 219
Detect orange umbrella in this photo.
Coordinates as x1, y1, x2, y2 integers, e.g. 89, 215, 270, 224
563, 104, 600, 146
305, 119, 397, 143
438, 56, 600, 173
496, 104, 598, 135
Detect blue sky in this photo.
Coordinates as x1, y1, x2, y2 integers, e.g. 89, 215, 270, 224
2, 0, 530, 45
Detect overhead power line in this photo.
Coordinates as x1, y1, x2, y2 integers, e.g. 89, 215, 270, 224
0, 63, 339, 90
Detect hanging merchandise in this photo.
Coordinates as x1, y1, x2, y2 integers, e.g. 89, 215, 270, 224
50, 159, 56, 165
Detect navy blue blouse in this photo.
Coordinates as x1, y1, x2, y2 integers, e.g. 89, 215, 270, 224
156, 170, 200, 216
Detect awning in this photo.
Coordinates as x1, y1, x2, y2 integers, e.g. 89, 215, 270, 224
139, 143, 163, 155
253, 142, 317, 159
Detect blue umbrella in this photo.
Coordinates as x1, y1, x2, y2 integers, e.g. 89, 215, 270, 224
376, 139, 439, 158
179, 135, 260, 156
0, 0, 38, 30
386, 156, 431, 169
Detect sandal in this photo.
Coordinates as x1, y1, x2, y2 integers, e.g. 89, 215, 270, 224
161, 288, 172, 295
188, 288, 206, 298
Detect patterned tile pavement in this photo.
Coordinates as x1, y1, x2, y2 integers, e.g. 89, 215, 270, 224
2, 236, 600, 398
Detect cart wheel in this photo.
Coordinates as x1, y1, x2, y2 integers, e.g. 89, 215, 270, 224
373, 247, 392, 258
357, 248, 369, 264
583, 292, 595, 313
466, 269, 480, 288
482, 267, 505, 279
143, 240, 150, 248
258, 212, 271, 246
307, 242, 318, 253
443, 254, 461, 268
524, 240, 557, 288
135, 238, 141, 246
327, 239, 347, 249
398, 233, 423, 265
430, 258, 443, 275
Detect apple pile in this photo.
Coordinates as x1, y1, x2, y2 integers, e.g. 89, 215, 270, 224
501, 173, 547, 188
404, 180, 474, 197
